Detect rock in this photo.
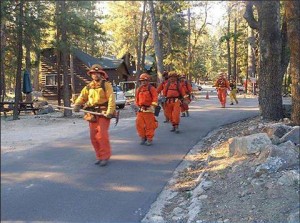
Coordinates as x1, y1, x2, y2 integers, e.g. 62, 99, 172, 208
287, 209, 300, 223
280, 126, 300, 145
229, 133, 272, 157
200, 180, 213, 190
269, 141, 299, 169
278, 170, 300, 186
255, 157, 285, 176
264, 123, 292, 139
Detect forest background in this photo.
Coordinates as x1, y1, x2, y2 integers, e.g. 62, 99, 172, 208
0, 1, 299, 125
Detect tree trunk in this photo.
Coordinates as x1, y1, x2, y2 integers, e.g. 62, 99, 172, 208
244, 1, 284, 120
257, 2, 283, 120
33, 51, 40, 91
247, 26, 256, 78
0, 19, 6, 102
187, 7, 192, 81
13, 0, 24, 120
60, 1, 71, 117
233, 17, 237, 82
148, 0, 164, 83
226, 9, 232, 80
141, 28, 149, 72
70, 54, 76, 97
56, 1, 62, 106
284, 1, 300, 125
136, 0, 146, 80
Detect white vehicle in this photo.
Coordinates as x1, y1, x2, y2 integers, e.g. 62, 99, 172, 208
191, 82, 199, 92
119, 81, 157, 99
113, 85, 126, 109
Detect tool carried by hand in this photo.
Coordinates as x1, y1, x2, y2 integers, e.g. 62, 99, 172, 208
53, 105, 120, 126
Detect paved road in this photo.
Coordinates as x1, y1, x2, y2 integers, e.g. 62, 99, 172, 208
1, 93, 259, 222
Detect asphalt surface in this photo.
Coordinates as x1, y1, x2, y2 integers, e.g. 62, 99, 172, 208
1, 93, 259, 222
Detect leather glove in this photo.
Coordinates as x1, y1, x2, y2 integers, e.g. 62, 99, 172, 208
106, 113, 113, 119
149, 105, 155, 113
183, 99, 189, 105
73, 104, 81, 112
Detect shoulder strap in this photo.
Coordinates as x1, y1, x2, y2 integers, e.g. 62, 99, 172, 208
101, 80, 106, 92
136, 85, 153, 98
166, 81, 181, 97
148, 84, 152, 98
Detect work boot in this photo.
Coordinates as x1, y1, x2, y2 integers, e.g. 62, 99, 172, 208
140, 138, 147, 145
170, 126, 176, 132
99, 160, 108, 166
181, 113, 186, 117
94, 160, 101, 165
163, 120, 169, 123
186, 111, 189, 117
175, 126, 180, 134
145, 140, 152, 146
230, 102, 234, 105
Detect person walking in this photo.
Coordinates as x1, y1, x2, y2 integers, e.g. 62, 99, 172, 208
135, 73, 159, 146
157, 71, 169, 123
179, 74, 193, 117
229, 79, 239, 105
163, 71, 188, 133
73, 64, 116, 167
214, 72, 230, 108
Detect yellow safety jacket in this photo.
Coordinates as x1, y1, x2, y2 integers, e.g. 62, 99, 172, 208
75, 80, 116, 115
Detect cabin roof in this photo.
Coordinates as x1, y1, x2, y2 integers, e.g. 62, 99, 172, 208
72, 48, 124, 69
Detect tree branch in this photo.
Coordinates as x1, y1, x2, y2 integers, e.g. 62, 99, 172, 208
243, 2, 259, 30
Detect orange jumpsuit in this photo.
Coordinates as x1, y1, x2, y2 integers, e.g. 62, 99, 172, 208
135, 84, 158, 142
75, 80, 116, 161
180, 80, 193, 113
162, 81, 187, 128
214, 77, 230, 108
157, 80, 169, 121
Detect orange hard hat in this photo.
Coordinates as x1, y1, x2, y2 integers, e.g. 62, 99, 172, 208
87, 64, 108, 79
139, 73, 151, 81
168, 71, 178, 78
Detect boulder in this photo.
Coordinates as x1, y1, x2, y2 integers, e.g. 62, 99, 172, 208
280, 126, 300, 145
229, 133, 272, 157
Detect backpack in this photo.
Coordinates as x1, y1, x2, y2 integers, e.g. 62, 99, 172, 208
165, 81, 182, 98
217, 78, 226, 88
136, 84, 153, 98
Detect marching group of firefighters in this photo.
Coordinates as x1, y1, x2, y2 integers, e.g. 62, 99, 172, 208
73, 64, 239, 167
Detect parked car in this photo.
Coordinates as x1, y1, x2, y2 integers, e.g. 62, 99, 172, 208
237, 85, 245, 93
113, 85, 126, 109
191, 82, 199, 92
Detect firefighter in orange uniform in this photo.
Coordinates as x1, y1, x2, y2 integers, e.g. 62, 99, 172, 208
157, 71, 169, 123
214, 72, 230, 108
135, 73, 159, 146
74, 64, 116, 166
179, 74, 193, 117
163, 71, 188, 133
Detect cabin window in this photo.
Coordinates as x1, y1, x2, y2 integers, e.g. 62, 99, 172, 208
45, 74, 71, 86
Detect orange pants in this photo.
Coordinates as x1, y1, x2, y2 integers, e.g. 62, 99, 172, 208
89, 117, 111, 160
136, 112, 158, 141
217, 88, 228, 107
162, 103, 169, 121
165, 100, 181, 126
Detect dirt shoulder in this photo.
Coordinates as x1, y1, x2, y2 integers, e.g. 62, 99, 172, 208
143, 116, 299, 223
